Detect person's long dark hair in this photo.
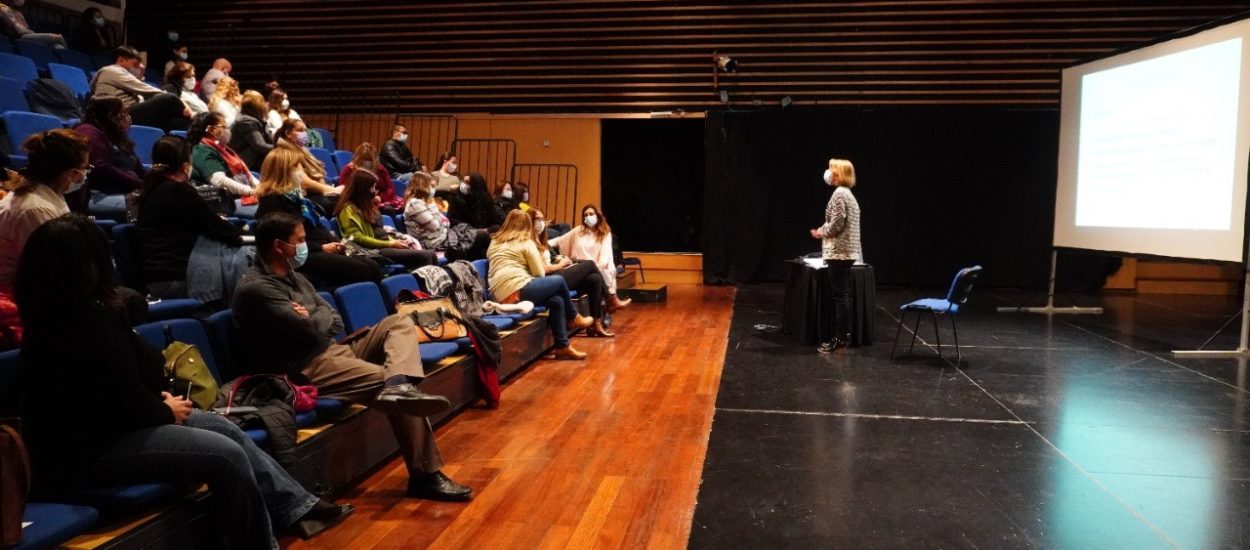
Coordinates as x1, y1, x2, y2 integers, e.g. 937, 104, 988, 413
466, 172, 490, 200
138, 135, 192, 213
82, 97, 134, 152
187, 111, 222, 145
334, 169, 380, 223
15, 214, 121, 329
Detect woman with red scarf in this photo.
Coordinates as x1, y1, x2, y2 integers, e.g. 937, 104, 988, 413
188, 112, 259, 217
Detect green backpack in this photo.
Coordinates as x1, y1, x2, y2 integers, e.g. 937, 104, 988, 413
162, 326, 219, 411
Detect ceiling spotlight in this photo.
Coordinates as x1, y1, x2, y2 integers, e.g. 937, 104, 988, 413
719, 89, 730, 103
714, 54, 739, 72
780, 95, 793, 108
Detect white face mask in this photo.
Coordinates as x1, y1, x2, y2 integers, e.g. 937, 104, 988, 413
584, 214, 598, 227
281, 98, 290, 110
182, 78, 195, 91
502, 190, 513, 200
177, 51, 188, 60
446, 162, 458, 174
459, 182, 470, 195
92, 16, 105, 27
65, 169, 87, 194
168, 31, 179, 42
534, 221, 546, 233
523, 192, 530, 202
823, 169, 833, 185
396, 133, 408, 143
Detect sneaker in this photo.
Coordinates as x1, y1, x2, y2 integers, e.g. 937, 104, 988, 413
372, 384, 451, 417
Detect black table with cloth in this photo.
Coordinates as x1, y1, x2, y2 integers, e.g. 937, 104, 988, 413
781, 260, 876, 346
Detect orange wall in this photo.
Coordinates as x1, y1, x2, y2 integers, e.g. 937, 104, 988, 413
454, 116, 602, 208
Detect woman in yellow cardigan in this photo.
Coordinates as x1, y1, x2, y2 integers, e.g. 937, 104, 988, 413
335, 170, 436, 269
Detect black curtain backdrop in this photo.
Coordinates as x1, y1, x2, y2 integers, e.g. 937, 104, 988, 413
602, 119, 706, 252
703, 107, 1084, 289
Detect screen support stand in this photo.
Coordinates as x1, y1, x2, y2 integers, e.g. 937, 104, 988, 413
1172, 249, 1250, 358
996, 250, 1105, 315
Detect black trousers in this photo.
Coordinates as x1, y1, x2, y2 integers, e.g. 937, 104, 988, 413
825, 259, 854, 342
556, 260, 605, 318
298, 251, 383, 289
130, 93, 189, 132
378, 248, 438, 269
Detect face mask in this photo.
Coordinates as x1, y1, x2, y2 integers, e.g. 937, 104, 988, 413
823, 169, 833, 185
285, 240, 309, 269
523, 192, 529, 202
65, 169, 87, 194
584, 214, 598, 227
168, 31, 179, 42
182, 78, 195, 91
92, 16, 105, 27
502, 190, 513, 200
534, 221, 546, 233
291, 171, 305, 188
396, 133, 408, 143
446, 162, 458, 174
294, 131, 308, 146
281, 98, 290, 110
459, 182, 470, 195
177, 51, 188, 61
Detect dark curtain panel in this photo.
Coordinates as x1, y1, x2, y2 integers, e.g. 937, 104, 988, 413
602, 119, 705, 253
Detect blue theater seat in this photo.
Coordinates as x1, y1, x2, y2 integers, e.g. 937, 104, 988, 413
317, 291, 347, 342
55, 48, 96, 74
332, 150, 352, 173
0, 75, 30, 112
311, 127, 335, 151
419, 341, 460, 365
47, 62, 90, 100
307, 147, 337, 183
381, 214, 396, 229
482, 316, 515, 331
128, 125, 164, 165
134, 318, 222, 382
15, 503, 100, 550
13, 40, 56, 72
379, 273, 420, 313
69, 483, 179, 511
0, 53, 39, 85
146, 299, 202, 322
110, 223, 141, 290
333, 282, 388, 333
204, 309, 236, 381
3, 111, 63, 168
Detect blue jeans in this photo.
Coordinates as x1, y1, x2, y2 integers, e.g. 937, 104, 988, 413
519, 275, 577, 348
81, 411, 318, 549
88, 191, 128, 223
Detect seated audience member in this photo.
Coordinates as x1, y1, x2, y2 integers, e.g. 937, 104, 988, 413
232, 212, 473, 501
550, 204, 631, 312
529, 207, 613, 337
80, 7, 116, 53
336, 170, 436, 269
90, 46, 191, 132
403, 172, 489, 261
514, 181, 532, 212
274, 118, 341, 212
188, 112, 258, 216
200, 58, 232, 100
72, 98, 144, 221
431, 152, 461, 193
162, 42, 189, 77
0, 0, 66, 48
0, 130, 88, 293
265, 89, 302, 137
339, 143, 403, 215
16, 214, 354, 547
163, 61, 209, 115
207, 75, 242, 127
494, 181, 519, 214
449, 172, 505, 230
136, 136, 243, 299
380, 125, 423, 181
487, 210, 594, 359
227, 90, 274, 172
256, 147, 382, 287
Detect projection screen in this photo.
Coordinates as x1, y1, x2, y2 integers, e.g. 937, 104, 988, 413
1052, 16, 1250, 263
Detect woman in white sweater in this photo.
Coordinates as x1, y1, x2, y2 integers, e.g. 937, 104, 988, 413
548, 204, 631, 311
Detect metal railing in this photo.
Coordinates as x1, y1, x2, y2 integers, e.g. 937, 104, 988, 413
512, 163, 579, 225
451, 138, 516, 191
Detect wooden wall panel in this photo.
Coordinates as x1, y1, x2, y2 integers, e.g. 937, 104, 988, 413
125, 1, 1249, 114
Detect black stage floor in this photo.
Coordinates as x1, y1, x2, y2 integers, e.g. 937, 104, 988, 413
690, 284, 1250, 550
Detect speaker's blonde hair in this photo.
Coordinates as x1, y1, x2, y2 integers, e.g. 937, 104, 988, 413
828, 158, 856, 188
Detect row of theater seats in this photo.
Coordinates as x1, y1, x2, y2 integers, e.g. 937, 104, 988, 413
1, 263, 550, 548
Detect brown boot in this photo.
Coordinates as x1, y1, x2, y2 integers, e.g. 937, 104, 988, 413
553, 345, 587, 360
607, 294, 632, 312
568, 314, 594, 331
586, 320, 615, 338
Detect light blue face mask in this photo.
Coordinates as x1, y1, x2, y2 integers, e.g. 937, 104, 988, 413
287, 240, 309, 269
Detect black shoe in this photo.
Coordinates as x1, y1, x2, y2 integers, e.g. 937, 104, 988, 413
407, 471, 473, 502
292, 499, 355, 539
373, 383, 451, 417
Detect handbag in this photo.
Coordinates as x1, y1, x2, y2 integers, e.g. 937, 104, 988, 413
222, 374, 318, 414
194, 183, 235, 216
162, 325, 220, 410
343, 238, 383, 260
0, 420, 30, 549
394, 289, 468, 343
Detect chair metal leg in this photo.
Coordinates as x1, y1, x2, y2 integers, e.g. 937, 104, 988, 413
931, 310, 943, 361
891, 309, 907, 360
951, 314, 961, 366
639, 264, 646, 283
907, 309, 922, 354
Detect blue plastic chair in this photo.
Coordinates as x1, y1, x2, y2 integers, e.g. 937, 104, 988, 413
3, 111, 64, 168
311, 127, 335, 151
47, 62, 90, 100
333, 150, 352, 173
204, 309, 237, 382
308, 147, 337, 183
0, 76, 29, 112
56, 47, 96, 73
380, 273, 420, 313
147, 299, 203, 322
128, 124, 164, 165
0, 53, 39, 85
890, 265, 983, 365
110, 223, 141, 289
381, 214, 396, 229
317, 291, 348, 341
135, 318, 223, 382
334, 282, 389, 333
14, 39, 57, 71
18, 503, 100, 549
471, 259, 490, 301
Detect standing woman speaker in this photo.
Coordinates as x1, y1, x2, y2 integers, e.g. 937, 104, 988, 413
809, 158, 862, 354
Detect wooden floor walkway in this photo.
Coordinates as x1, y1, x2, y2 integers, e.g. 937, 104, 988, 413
287, 284, 735, 549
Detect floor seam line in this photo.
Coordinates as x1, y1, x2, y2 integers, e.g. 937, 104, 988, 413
1060, 320, 1250, 395
716, 407, 1027, 424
